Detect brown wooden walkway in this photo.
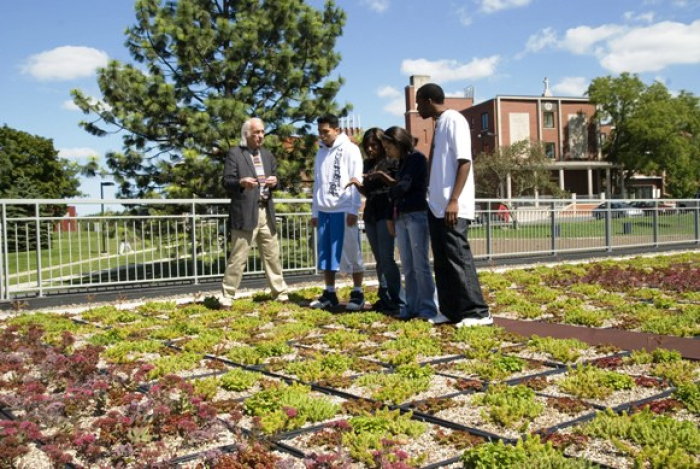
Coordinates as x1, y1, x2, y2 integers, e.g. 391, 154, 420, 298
495, 317, 700, 360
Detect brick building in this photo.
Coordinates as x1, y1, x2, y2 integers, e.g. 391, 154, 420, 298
403, 75, 663, 199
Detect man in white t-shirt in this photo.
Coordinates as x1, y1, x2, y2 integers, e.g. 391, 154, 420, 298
415, 83, 492, 328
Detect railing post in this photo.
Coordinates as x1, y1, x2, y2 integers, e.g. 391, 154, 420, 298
550, 202, 557, 254
35, 203, 44, 297
191, 201, 199, 284
605, 204, 612, 252
652, 203, 659, 247
694, 207, 700, 246
485, 204, 492, 260
0, 203, 6, 301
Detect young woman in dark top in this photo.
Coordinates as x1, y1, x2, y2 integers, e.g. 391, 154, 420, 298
377, 126, 438, 320
346, 128, 405, 314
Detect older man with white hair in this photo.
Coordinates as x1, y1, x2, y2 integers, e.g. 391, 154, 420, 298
220, 117, 289, 304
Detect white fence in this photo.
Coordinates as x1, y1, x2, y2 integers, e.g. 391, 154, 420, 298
1, 198, 698, 300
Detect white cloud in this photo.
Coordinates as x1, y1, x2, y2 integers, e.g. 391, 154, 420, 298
58, 147, 100, 160
456, 6, 473, 26
62, 100, 81, 111
360, 0, 389, 13
600, 20, 700, 73
377, 86, 404, 116
623, 11, 655, 23
521, 19, 700, 73
400, 56, 500, 83
478, 0, 532, 14
383, 97, 406, 116
552, 77, 589, 96
524, 27, 558, 54
562, 25, 626, 55
62, 94, 108, 112
21, 46, 109, 81
377, 85, 400, 98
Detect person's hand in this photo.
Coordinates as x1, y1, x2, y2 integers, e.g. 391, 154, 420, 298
240, 177, 257, 189
347, 213, 358, 227
445, 199, 459, 227
387, 219, 395, 237
311, 217, 318, 228
345, 177, 362, 189
265, 176, 277, 187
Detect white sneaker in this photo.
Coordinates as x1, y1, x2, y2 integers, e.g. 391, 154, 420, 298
455, 314, 494, 328
274, 293, 289, 303
219, 295, 234, 307
428, 312, 451, 325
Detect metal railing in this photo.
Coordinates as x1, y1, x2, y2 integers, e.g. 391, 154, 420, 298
1, 197, 698, 300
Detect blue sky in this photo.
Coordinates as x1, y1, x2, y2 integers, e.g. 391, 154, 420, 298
1, 0, 699, 212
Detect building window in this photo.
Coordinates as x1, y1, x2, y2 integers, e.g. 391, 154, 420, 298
481, 113, 489, 131
543, 111, 555, 128
545, 142, 555, 159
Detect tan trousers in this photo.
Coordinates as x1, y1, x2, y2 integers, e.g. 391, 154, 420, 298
221, 208, 288, 299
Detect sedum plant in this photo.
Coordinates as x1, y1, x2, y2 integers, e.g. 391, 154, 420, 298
284, 352, 354, 383
335, 311, 389, 330
472, 384, 543, 431
101, 339, 163, 364
576, 408, 700, 468
674, 382, 700, 414
526, 335, 588, 363
147, 352, 204, 380
323, 329, 369, 350
219, 368, 263, 392
558, 364, 635, 400
343, 409, 427, 467
462, 435, 598, 468
355, 365, 433, 404
452, 324, 506, 359
451, 354, 527, 382
243, 382, 340, 434
524, 285, 561, 304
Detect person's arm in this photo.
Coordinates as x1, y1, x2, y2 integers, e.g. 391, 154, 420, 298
223, 149, 249, 193
345, 177, 366, 195
444, 114, 472, 226
347, 145, 363, 226
389, 154, 421, 201
264, 151, 279, 189
311, 152, 320, 227
368, 171, 396, 186
223, 148, 258, 192
445, 160, 470, 227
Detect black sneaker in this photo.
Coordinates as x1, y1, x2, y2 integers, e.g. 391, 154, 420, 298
310, 290, 339, 309
346, 290, 365, 311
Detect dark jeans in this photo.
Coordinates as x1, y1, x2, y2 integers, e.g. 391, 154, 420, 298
365, 218, 405, 311
428, 211, 489, 322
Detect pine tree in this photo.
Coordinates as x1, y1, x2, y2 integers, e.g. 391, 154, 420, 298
73, 0, 349, 200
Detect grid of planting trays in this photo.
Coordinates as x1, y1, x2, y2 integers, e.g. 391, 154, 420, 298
0, 252, 698, 468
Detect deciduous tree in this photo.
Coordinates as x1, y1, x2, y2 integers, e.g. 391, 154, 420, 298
474, 140, 566, 199
0, 125, 88, 249
588, 73, 700, 197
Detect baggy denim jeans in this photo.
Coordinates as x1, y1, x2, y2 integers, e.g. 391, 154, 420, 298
395, 211, 438, 318
364, 218, 405, 312
428, 211, 489, 322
